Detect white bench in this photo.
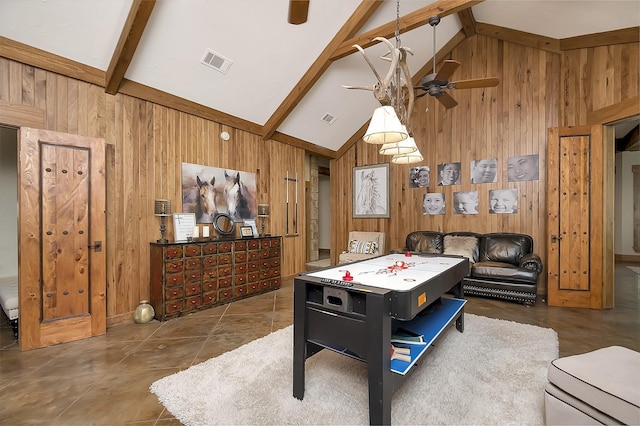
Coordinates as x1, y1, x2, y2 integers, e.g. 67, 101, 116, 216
0, 276, 18, 339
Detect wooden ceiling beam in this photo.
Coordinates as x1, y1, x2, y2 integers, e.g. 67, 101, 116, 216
105, 0, 156, 95
476, 23, 561, 53
560, 27, 640, 51
0, 36, 104, 86
457, 7, 476, 37
261, 0, 382, 141
331, 0, 482, 61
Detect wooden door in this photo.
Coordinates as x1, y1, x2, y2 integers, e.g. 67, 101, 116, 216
546, 125, 614, 309
19, 127, 106, 350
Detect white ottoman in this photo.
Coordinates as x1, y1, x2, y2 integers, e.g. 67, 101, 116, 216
545, 346, 640, 425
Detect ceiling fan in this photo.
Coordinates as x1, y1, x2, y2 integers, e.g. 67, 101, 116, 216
288, 0, 309, 25
415, 16, 500, 109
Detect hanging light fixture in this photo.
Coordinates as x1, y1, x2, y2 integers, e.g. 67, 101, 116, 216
363, 106, 408, 144
344, 0, 423, 163
392, 150, 424, 164
378, 126, 418, 155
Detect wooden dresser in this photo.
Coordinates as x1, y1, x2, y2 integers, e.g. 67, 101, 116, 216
149, 236, 282, 321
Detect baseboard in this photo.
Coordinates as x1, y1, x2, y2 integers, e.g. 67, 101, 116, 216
615, 254, 640, 263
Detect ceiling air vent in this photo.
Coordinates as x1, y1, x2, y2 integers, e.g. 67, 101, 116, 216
321, 113, 336, 125
201, 49, 233, 74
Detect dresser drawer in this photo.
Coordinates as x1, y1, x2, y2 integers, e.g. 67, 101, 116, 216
203, 268, 217, 281
165, 260, 184, 273
219, 288, 233, 301
218, 241, 232, 253
235, 252, 248, 263
185, 295, 202, 309
184, 271, 201, 284
202, 256, 218, 268
234, 241, 247, 251
185, 283, 201, 296
219, 277, 232, 288
165, 287, 184, 300
164, 246, 183, 259
203, 280, 218, 292
165, 300, 184, 314
203, 243, 219, 255
218, 254, 232, 265
165, 272, 183, 287
184, 257, 201, 270
235, 284, 248, 297
203, 291, 217, 304
236, 274, 247, 285
184, 244, 201, 257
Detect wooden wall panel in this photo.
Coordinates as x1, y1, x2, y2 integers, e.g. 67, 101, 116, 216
330, 37, 539, 294
1, 35, 637, 318
1, 59, 306, 324
332, 37, 638, 296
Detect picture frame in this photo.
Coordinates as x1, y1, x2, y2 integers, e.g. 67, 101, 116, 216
240, 226, 254, 238
353, 163, 390, 218
243, 219, 259, 237
173, 213, 197, 242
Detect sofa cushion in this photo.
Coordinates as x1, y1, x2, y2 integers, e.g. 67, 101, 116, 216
405, 231, 443, 253
443, 235, 479, 263
480, 233, 533, 264
347, 239, 378, 254
472, 261, 538, 283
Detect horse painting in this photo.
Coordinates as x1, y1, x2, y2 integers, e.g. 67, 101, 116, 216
355, 169, 383, 215
224, 171, 256, 221
196, 176, 217, 223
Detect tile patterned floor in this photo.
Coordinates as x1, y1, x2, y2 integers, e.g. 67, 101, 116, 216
0, 263, 637, 425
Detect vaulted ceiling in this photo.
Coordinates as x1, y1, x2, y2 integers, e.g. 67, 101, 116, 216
1, 0, 638, 156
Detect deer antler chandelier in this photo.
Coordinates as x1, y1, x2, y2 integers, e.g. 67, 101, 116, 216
343, 0, 422, 164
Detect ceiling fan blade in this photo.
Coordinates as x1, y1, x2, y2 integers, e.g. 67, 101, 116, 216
449, 77, 500, 90
435, 60, 460, 82
288, 0, 309, 25
436, 92, 458, 109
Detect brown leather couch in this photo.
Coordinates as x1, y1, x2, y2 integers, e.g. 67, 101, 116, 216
402, 230, 543, 304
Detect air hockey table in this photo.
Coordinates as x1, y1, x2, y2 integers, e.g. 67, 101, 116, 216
293, 252, 469, 425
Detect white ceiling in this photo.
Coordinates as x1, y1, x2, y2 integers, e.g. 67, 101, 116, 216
1, 0, 638, 152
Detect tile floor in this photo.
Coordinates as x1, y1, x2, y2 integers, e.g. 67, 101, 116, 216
0, 263, 637, 425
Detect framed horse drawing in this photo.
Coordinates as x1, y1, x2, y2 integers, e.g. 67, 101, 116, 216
353, 163, 390, 218
181, 162, 257, 224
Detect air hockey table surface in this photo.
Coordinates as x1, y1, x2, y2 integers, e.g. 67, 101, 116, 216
301, 252, 468, 320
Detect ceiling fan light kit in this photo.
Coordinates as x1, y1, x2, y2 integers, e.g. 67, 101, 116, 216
362, 106, 408, 144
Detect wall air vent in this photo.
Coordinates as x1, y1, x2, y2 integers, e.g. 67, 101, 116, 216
321, 113, 336, 125
201, 49, 233, 74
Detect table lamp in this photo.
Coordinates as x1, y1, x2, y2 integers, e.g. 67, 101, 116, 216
154, 199, 172, 243
257, 204, 270, 236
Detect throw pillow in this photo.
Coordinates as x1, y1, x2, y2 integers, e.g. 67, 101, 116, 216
443, 235, 478, 263
347, 239, 378, 254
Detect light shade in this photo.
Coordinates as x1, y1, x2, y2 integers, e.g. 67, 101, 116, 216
362, 106, 408, 144
257, 204, 270, 217
391, 150, 424, 164
379, 131, 418, 156
154, 199, 172, 216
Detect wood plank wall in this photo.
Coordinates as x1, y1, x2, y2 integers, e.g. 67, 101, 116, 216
331, 35, 639, 297
0, 58, 306, 324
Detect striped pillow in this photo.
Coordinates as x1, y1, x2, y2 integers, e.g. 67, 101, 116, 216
347, 240, 378, 254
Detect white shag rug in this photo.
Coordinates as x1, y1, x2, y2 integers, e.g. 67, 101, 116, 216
150, 314, 558, 425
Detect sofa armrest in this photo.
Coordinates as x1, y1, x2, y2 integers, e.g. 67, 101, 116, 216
520, 253, 543, 275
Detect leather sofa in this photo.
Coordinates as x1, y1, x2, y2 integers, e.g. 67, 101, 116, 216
402, 231, 543, 304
